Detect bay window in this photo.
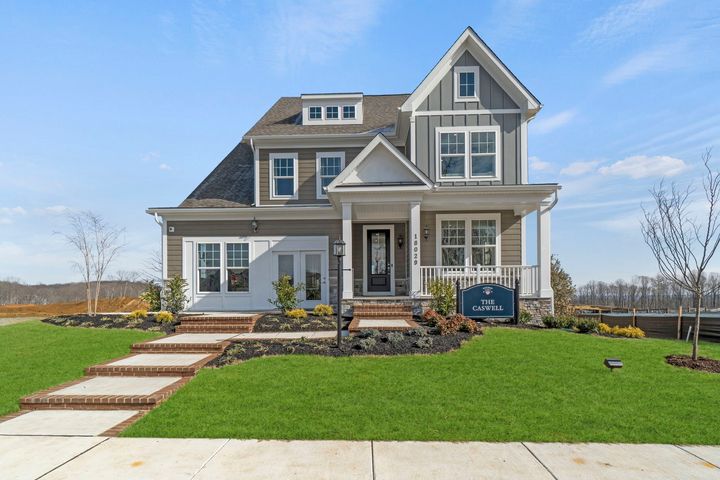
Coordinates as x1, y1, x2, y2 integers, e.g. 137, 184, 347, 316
437, 214, 501, 267
436, 126, 501, 181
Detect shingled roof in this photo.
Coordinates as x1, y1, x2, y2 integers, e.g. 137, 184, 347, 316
244, 94, 409, 137
179, 142, 254, 208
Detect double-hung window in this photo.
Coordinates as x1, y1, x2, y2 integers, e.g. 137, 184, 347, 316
454, 66, 479, 101
437, 214, 500, 267
316, 152, 345, 198
325, 106, 339, 120
197, 243, 221, 292
436, 126, 501, 181
226, 243, 249, 292
270, 153, 297, 199
342, 105, 355, 119
196, 241, 251, 294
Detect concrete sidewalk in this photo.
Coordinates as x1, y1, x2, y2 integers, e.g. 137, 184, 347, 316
1, 436, 718, 480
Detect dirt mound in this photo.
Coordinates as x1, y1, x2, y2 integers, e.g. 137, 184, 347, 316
0, 297, 148, 318
666, 354, 720, 374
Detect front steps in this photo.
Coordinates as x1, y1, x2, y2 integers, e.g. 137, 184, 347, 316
174, 313, 259, 333
349, 303, 419, 332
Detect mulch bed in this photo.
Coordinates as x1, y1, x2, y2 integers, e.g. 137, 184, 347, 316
252, 313, 336, 332
42, 314, 177, 334
210, 326, 478, 366
666, 354, 720, 374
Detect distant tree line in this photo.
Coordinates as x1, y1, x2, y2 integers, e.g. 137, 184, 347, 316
0, 274, 146, 305
575, 274, 720, 311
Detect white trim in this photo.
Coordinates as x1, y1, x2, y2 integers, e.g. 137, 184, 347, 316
362, 224, 396, 296
435, 213, 502, 267
316, 151, 346, 199
400, 27, 541, 114
454, 65, 480, 102
269, 152, 299, 200
301, 96, 364, 126
161, 220, 168, 280
410, 115, 416, 165
435, 125, 502, 182
521, 215, 527, 265
194, 240, 253, 296
253, 143, 260, 206
302, 93, 363, 100
412, 108, 521, 117
520, 114, 528, 184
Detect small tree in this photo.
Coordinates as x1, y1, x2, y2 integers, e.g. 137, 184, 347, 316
551, 255, 575, 316
139, 281, 162, 311
162, 275, 188, 314
269, 275, 304, 313
641, 149, 719, 360
428, 279, 456, 316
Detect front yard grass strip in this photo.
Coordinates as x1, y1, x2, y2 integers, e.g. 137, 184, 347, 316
0, 321, 161, 416
123, 328, 720, 444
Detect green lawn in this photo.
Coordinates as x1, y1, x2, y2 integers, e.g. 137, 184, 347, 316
123, 328, 720, 444
0, 321, 160, 416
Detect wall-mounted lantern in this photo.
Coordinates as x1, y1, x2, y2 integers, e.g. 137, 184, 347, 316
423, 225, 430, 240
250, 217, 259, 232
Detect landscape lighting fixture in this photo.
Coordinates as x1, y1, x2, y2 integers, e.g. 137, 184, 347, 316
604, 358, 623, 372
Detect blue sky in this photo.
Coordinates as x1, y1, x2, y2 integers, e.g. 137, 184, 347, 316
1, 0, 719, 286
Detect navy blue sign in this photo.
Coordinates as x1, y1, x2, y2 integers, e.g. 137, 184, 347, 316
459, 283, 517, 320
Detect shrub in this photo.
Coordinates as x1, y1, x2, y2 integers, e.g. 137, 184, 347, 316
414, 336, 433, 349
357, 338, 377, 350
407, 327, 428, 337
126, 309, 148, 320
269, 275, 304, 313
312, 304, 334, 316
436, 313, 476, 335
155, 311, 174, 324
573, 317, 599, 333
543, 315, 579, 329
286, 308, 308, 319
139, 282, 161, 311
422, 309, 444, 327
542, 315, 557, 328
163, 276, 188, 314
458, 317, 481, 334
607, 324, 645, 338
428, 280, 456, 316
358, 329, 381, 339
519, 309, 533, 324
386, 332, 405, 347
598, 322, 612, 334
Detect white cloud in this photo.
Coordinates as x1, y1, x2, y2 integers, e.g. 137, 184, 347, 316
590, 211, 643, 232
159, 163, 171, 171
603, 41, 687, 85
560, 160, 601, 176
0, 218, 11, 225
529, 156, 551, 171
34, 205, 69, 215
557, 197, 648, 211
268, 0, 382, 70
598, 155, 688, 179
531, 110, 576, 135
0, 206, 27, 216
581, 0, 669, 45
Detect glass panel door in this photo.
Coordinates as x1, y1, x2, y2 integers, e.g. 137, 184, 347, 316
304, 253, 322, 301
277, 254, 295, 284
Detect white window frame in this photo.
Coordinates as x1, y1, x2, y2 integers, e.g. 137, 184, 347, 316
269, 152, 298, 200
195, 241, 253, 295
454, 65, 480, 102
435, 125, 502, 182
316, 151, 346, 199
325, 106, 339, 120
308, 106, 323, 120
342, 105, 356, 119
435, 213, 502, 267
226, 242, 250, 293
197, 242, 221, 293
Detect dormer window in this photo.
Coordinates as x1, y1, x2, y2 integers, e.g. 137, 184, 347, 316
342, 105, 356, 119
309, 106, 322, 119
454, 66, 480, 101
326, 106, 339, 120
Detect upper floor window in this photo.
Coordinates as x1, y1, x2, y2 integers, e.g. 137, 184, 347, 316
309, 106, 322, 120
270, 153, 298, 199
436, 126, 501, 181
342, 105, 356, 119
316, 152, 345, 198
454, 66, 480, 101
326, 106, 339, 120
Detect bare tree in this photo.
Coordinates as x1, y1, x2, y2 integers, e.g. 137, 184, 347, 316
60, 211, 125, 315
641, 149, 719, 360
143, 250, 163, 283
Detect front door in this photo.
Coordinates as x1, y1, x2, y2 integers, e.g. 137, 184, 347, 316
367, 229, 391, 293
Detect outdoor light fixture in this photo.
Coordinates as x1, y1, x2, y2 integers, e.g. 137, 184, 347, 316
250, 217, 259, 232
397, 234, 404, 249
604, 358, 623, 371
333, 239, 346, 348
423, 225, 430, 240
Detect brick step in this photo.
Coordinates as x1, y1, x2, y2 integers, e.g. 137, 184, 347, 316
352, 311, 413, 319
85, 354, 217, 377
20, 377, 189, 411
131, 341, 228, 354
180, 316, 257, 325
175, 324, 253, 333
354, 308, 412, 315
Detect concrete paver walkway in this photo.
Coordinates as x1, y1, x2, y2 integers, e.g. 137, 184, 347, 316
0, 436, 718, 480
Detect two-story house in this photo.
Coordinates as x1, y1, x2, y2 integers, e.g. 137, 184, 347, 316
147, 27, 560, 317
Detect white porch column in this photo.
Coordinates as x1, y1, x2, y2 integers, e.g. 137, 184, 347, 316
536, 204, 553, 298
409, 201, 421, 297
342, 202, 354, 299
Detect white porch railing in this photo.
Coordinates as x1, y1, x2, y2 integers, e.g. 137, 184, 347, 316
419, 265, 540, 297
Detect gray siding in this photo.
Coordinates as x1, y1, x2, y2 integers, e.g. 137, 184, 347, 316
416, 50, 518, 111
419, 210, 521, 266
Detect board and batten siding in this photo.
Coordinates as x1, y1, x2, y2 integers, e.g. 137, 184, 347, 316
419, 210, 522, 266
258, 147, 365, 205
166, 219, 341, 280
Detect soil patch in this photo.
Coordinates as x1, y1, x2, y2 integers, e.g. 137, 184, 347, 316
210, 326, 478, 365
252, 313, 336, 332
666, 354, 720, 374
0, 297, 148, 318
42, 313, 177, 334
